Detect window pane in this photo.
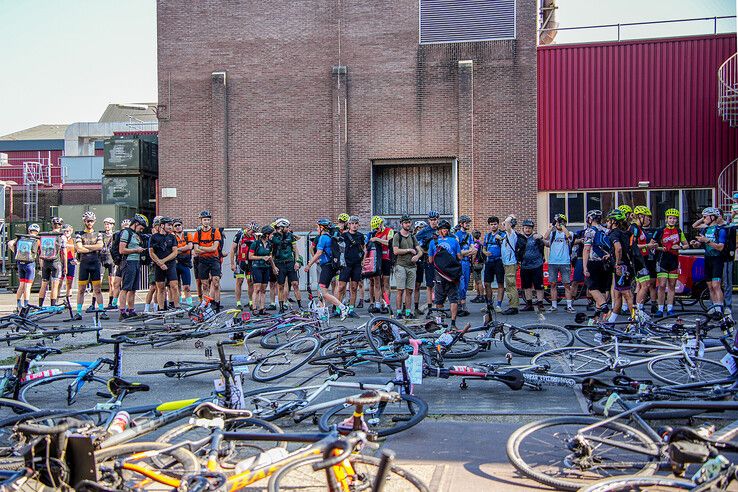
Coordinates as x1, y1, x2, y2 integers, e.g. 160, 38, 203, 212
682, 189, 714, 240
617, 191, 647, 210
549, 193, 565, 222
649, 190, 679, 229
568, 193, 584, 223
587, 192, 615, 214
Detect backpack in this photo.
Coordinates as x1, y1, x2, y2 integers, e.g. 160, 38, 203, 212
591, 227, 612, 259
362, 242, 382, 278
139, 233, 152, 265
110, 230, 123, 264
236, 231, 252, 263
330, 232, 347, 269
415, 226, 436, 250
721, 225, 737, 261
432, 238, 461, 283
197, 227, 227, 258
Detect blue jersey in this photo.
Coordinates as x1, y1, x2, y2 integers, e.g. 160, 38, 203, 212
316, 233, 332, 265
483, 231, 503, 262
428, 236, 461, 259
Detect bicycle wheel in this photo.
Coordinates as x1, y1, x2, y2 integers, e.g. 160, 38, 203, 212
0, 398, 39, 463
531, 346, 612, 378
260, 325, 316, 349
441, 338, 482, 359
579, 475, 694, 491
698, 288, 711, 312
647, 355, 730, 385
156, 417, 284, 468
19, 373, 113, 410
504, 323, 573, 356
94, 441, 199, 489
318, 393, 427, 437
267, 453, 429, 492
506, 416, 659, 491
365, 316, 420, 356
241, 386, 309, 421
651, 313, 709, 334
251, 336, 320, 383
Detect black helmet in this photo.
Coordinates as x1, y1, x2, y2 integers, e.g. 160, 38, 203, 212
400, 214, 412, 223
522, 219, 534, 227
160, 216, 173, 224
427, 210, 440, 219
459, 215, 471, 224
51, 216, 64, 225
438, 219, 452, 230
199, 210, 212, 219
317, 218, 332, 228
261, 225, 274, 235
131, 214, 149, 227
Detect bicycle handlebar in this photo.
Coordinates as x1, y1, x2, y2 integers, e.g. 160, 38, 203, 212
312, 431, 369, 470
345, 390, 400, 406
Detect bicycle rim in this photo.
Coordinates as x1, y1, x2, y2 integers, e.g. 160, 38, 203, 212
260, 325, 315, 349
647, 356, 730, 385
241, 386, 308, 421
365, 316, 420, 356
267, 454, 429, 492
251, 336, 320, 382
19, 374, 114, 410
318, 394, 428, 437
579, 475, 694, 491
504, 323, 573, 356
531, 346, 612, 378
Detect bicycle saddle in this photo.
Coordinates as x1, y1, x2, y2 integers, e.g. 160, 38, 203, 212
14, 345, 61, 356
193, 401, 253, 420
107, 377, 150, 396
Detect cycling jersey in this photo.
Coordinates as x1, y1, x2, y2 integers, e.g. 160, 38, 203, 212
652, 226, 686, 256
75, 230, 102, 264
194, 227, 222, 259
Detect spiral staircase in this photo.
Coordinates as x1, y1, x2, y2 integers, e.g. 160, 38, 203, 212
717, 52, 738, 213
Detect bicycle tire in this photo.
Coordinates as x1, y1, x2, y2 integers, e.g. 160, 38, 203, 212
579, 475, 694, 491
318, 332, 369, 357
364, 316, 420, 357
19, 373, 113, 410
241, 386, 309, 421
94, 441, 199, 488
260, 325, 315, 349
0, 398, 39, 464
251, 336, 320, 383
441, 338, 482, 359
156, 417, 285, 468
503, 323, 573, 356
317, 393, 428, 437
506, 416, 659, 491
531, 346, 612, 378
698, 288, 711, 312
267, 453, 430, 492
651, 313, 709, 333
647, 355, 730, 385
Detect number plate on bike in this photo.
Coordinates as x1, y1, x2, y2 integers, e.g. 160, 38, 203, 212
407, 354, 423, 384
721, 353, 738, 375
436, 333, 453, 347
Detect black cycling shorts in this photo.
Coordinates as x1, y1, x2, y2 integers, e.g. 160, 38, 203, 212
197, 257, 222, 279
339, 262, 362, 283
319, 263, 337, 287
415, 260, 425, 285
252, 266, 271, 285
380, 259, 392, 277
704, 256, 724, 282
657, 253, 680, 275
277, 263, 298, 285
484, 259, 504, 285
586, 260, 613, 293
520, 266, 544, 290
41, 259, 62, 282
155, 262, 178, 283
78, 261, 101, 283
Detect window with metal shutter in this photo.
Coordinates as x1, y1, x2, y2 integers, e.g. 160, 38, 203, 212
373, 163, 454, 220
419, 0, 516, 44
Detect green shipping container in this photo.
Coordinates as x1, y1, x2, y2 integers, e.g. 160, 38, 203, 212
56, 205, 137, 231
102, 175, 156, 209
103, 137, 158, 174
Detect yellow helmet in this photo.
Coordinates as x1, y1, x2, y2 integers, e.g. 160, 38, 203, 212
370, 215, 384, 230
618, 204, 633, 215
665, 208, 680, 218
633, 205, 652, 217
337, 213, 350, 223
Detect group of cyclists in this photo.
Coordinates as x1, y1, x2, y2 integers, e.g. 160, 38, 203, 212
6, 202, 736, 324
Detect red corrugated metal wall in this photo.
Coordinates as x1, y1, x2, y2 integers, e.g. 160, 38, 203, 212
538, 34, 738, 191
0, 149, 104, 188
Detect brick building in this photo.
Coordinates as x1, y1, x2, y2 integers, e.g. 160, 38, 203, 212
156, 0, 538, 229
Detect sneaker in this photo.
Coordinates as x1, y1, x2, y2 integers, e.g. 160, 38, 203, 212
395, 312, 404, 320
85, 305, 96, 313
414, 308, 424, 317
565, 306, 576, 314
621, 308, 629, 315
547, 306, 558, 313
380, 306, 389, 314
288, 297, 296, 303
105, 304, 116, 311
405, 312, 415, 319
667, 309, 676, 316
650, 304, 658, 315
520, 304, 534, 312
348, 310, 360, 319
368, 305, 378, 314
501, 307, 519, 315
357, 300, 364, 309
73, 313, 83, 321
470, 295, 485, 304
654, 310, 664, 318
494, 305, 503, 313
267, 303, 277, 311
99, 312, 110, 320
339, 306, 349, 321
458, 309, 470, 317
119, 312, 129, 320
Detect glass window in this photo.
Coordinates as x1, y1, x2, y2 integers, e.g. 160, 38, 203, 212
549, 193, 565, 222
682, 189, 714, 240
649, 190, 679, 229
568, 193, 584, 224
617, 191, 647, 210
587, 192, 615, 215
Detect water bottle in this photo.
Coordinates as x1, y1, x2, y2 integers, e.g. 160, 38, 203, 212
234, 447, 289, 474
107, 411, 131, 435
692, 455, 729, 484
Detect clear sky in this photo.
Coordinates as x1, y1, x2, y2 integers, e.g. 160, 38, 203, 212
0, 0, 735, 137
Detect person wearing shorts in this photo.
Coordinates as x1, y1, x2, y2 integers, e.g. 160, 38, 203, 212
9, 224, 40, 312
413, 221, 427, 316
482, 217, 505, 313
650, 209, 688, 316
149, 217, 180, 311
368, 216, 394, 313
428, 220, 461, 327
304, 218, 348, 320
517, 219, 545, 312
231, 223, 255, 309
173, 219, 194, 307
544, 214, 575, 313
272, 218, 300, 313
249, 225, 276, 315
690, 207, 727, 316
193, 210, 223, 311
75, 212, 106, 320
392, 215, 421, 319
583, 210, 613, 320
118, 214, 148, 319
337, 216, 365, 318
417, 211, 440, 313
38, 217, 66, 308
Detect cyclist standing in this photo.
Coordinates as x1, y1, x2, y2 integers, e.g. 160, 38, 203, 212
37, 217, 66, 308
500, 215, 520, 315
193, 210, 223, 312
650, 208, 688, 316
630, 206, 657, 314
516, 219, 545, 312
110, 218, 131, 311
74, 212, 107, 320
98, 217, 117, 310
690, 207, 727, 317
118, 214, 148, 319
337, 215, 365, 318
392, 214, 421, 319
455, 215, 475, 317
231, 222, 255, 310
149, 217, 180, 311
304, 218, 349, 320
272, 218, 300, 313
606, 208, 634, 322
544, 214, 575, 313
249, 225, 277, 315
482, 216, 505, 313
368, 216, 393, 314
582, 209, 612, 320
173, 219, 194, 307
412, 220, 428, 316
416, 211, 440, 313
61, 224, 76, 301
8, 224, 40, 313
428, 219, 462, 327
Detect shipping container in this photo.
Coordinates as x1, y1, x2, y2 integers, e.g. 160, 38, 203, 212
102, 175, 156, 209
103, 137, 158, 174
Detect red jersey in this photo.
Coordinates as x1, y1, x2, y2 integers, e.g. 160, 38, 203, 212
374, 227, 394, 261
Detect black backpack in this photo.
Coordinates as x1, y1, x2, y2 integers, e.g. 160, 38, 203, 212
432, 238, 461, 283
197, 227, 227, 259
721, 225, 737, 261
330, 232, 347, 269
139, 233, 152, 266
110, 230, 123, 264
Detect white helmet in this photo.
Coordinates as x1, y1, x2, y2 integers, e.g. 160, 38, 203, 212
275, 218, 290, 228
103, 217, 115, 224
414, 221, 427, 230
28, 223, 40, 232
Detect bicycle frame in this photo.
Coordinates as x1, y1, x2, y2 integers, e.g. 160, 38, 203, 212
597, 337, 723, 372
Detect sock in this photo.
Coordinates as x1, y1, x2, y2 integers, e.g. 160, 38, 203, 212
405, 309, 411, 316
98, 303, 104, 311
427, 303, 432, 310
112, 297, 118, 307
450, 319, 456, 327
497, 300, 502, 307
566, 300, 573, 308
339, 303, 346, 311
637, 303, 643, 310
608, 312, 618, 323
551, 301, 557, 308
16, 300, 22, 309
297, 300, 303, 308
658, 304, 664, 312
120, 308, 126, 315
50, 298, 56, 306
77, 304, 83, 314
127, 308, 135, 314
23, 300, 29, 307
144, 304, 150, 313
236, 300, 242, 307
186, 297, 193, 306
414, 303, 419, 309
349, 305, 355, 312
375, 302, 381, 309
39, 297, 45, 307
667, 304, 674, 312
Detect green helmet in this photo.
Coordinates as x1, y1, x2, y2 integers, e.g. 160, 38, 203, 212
608, 209, 627, 222
665, 208, 680, 218
633, 205, 652, 217
618, 204, 633, 215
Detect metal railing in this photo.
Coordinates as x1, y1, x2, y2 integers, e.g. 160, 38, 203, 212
719, 52, 738, 127
539, 15, 736, 44
717, 157, 738, 213
1, 158, 64, 188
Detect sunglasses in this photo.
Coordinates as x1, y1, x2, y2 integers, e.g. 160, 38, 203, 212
174, 224, 182, 227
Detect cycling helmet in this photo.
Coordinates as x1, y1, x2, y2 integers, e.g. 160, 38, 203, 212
702, 207, 721, 217
121, 219, 131, 228
131, 214, 149, 227
459, 214, 471, 224
250, 222, 260, 231
28, 223, 40, 232
438, 219, 452, 230
414, 220, 427, 229
522, 219, 534, 228
733, 192, 738, 200
400, 214, 412, 223
199, 210, 212, 219
487, 216, 499, 224
427, 210, 440, 219
608, 209, 627, 222
274, 218, 290, 228
586, 209, 603, 222
664, 208, 680, 218
152, 216, 162, 226
337, 213, 350, 223
554, 213, 568, 223
317, 218, 332, 229
370, 216, 384, 230
618, 204, 633, 215
51, 216, 64, 225
172, 218, 183, 226
103, 217, 115, 224
348, 215, 360, 224
261, 225, 275, 235
633, 205, 652, 217
160, 216, 173, 224
82, 211, 96, 222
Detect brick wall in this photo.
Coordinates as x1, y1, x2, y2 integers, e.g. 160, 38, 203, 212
157, 0, 537, 229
